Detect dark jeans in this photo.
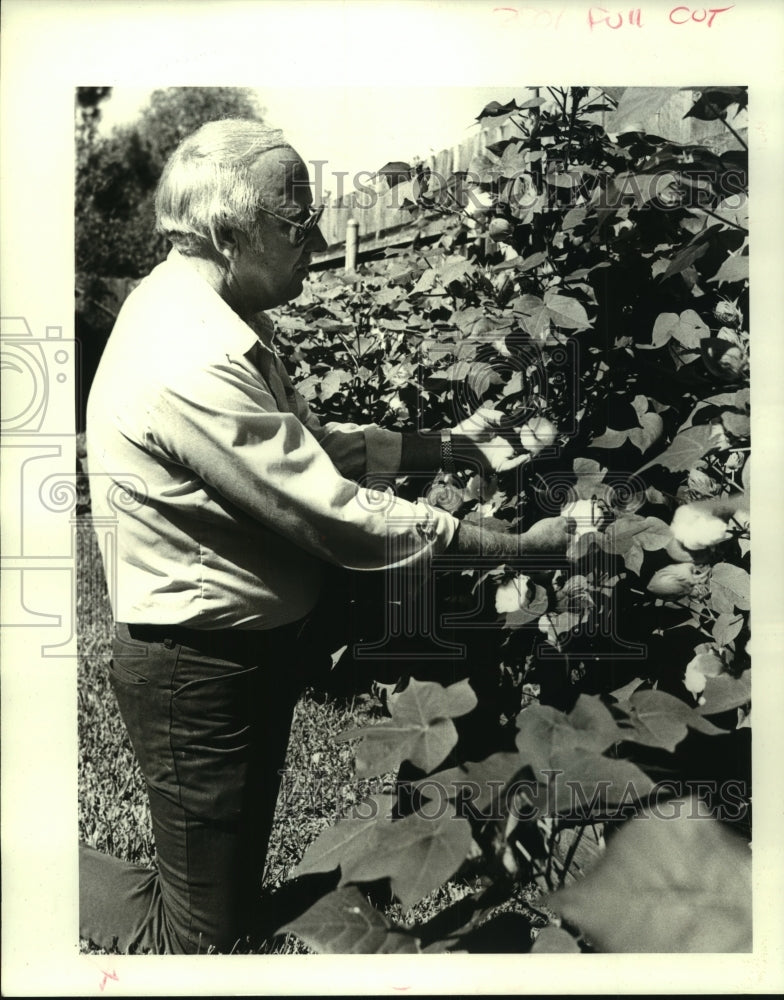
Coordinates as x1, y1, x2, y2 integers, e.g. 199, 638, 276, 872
80, 620, 308, 954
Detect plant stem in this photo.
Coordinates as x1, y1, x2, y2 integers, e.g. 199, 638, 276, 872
544, 822, 557, 890
334, 330, 360, 372
676, 598, 718, 621
565, 87, 580, 162
717, 112, 748, 151
558, 823, 587, 887
546, 87, 567, 117
692, 205, 748, 234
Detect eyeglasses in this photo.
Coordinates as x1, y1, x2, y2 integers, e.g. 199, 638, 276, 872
256, 203, 325, 246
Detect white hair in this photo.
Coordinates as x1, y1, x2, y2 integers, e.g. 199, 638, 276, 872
154, 118, 299, 256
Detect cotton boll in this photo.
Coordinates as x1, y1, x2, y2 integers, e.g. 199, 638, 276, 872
647, 562, 700, 597
495, 574, 531, 614
671, 504, 731, 550
683, 650, 725, 702
519, 416, 559, 456
561, 499, 608, 537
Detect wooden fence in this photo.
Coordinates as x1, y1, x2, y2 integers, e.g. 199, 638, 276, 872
312, 118, 511, 265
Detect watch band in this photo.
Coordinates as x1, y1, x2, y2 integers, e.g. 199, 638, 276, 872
440, 428, 456, 474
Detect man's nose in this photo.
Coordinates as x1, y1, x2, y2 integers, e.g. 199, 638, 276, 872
306, 221, 328, 253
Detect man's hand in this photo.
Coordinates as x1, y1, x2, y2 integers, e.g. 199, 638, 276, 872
452, 408, 528, 474
521, 516, 576, 554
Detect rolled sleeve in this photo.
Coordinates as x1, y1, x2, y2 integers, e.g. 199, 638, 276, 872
363, 424, 403, 475
308, 421, 402, 480
288, 370, 402, 480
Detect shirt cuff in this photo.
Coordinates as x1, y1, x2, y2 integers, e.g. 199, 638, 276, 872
363, 425, 403, 476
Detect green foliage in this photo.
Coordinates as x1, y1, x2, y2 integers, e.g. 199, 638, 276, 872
273, 85, 751, 953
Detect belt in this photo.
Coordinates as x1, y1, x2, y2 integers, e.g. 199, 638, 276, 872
119, 618, 308, 659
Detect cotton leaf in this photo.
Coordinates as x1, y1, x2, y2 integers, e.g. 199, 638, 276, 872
722, 412, 750, 438
697, 670, 751, 716
573, 458, 608, 499
339, 809, 474, 910
591, 427, 628, 449
646, 312, 677, 349
711, 255, 749, 286
513, 250, 549, 273
294, 794, 395, 878
662, 241, 709, 280
610, 677, 646, 702
421, 751, 523, 814
603, 515, 647, 553
563, 207, 587, 231
672, 309, 709, 350
278, 887, 421, 954
605, 87, 678, 133
637, 517, 673, 550
617, 690, 723, 752
549, 749, 654, 813
685, 87, 748, 121
546, 800, 752, 952
513, 294, 551, 339
320, 369, 349, 399
710, 563, 751, 611
627, 412, 664, 453
531, 927, 581, 953
637, 424, 714, 473
514, 700, 626, 781
337, 679, 477, 777
476, 98, 518, 121
567, 695, 626, 750
544, 291, 590, 331
713, 612, 744, 647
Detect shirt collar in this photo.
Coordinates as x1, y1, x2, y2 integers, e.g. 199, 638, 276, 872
162, 249, 277, 359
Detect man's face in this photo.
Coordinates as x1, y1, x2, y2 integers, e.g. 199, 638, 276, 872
229, 150, 327, 316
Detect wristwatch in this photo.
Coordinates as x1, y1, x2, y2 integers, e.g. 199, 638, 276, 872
440, 428, 456, 474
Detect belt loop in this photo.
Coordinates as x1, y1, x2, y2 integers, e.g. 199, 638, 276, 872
163, 637, 175, 649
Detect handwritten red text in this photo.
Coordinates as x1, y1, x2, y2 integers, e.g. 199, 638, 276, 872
668, 5, 734, 27
492, 7, 566, 28
588, 7, 643, 28
99, 969, 119, 991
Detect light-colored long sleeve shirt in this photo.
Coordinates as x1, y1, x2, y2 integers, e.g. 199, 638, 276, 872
86, 251, 458, 629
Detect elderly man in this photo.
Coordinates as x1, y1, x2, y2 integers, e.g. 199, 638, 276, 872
80, 119, 570, 954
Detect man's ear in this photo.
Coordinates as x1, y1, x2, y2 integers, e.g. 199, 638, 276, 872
208, 223, 242, 262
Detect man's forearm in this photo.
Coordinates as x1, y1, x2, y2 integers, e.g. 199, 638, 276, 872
448, 521, 521, 557
448, 517, 573, 557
